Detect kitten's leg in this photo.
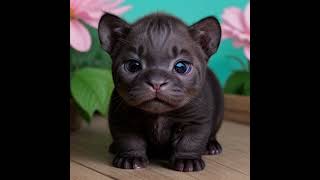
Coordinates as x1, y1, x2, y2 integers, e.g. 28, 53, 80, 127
109, 115, 149, 170
204, 101, 224, 155
111, 132, 149, 169
108, 91, 149, 169
169, 124, 210, 172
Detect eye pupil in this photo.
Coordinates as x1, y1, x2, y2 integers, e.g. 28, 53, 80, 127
125, 60, 142, 73
174, 61, 191, 74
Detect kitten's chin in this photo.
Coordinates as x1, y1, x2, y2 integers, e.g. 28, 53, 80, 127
137, 99, 177, 113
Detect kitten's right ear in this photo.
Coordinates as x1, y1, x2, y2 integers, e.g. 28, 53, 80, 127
98, 13, 130, 54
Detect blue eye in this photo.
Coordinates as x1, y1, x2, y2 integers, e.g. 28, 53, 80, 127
174, 61, 192, 74
124, 59, 142, 73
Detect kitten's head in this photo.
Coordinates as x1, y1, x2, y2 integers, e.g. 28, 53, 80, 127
98, 12, 221, 113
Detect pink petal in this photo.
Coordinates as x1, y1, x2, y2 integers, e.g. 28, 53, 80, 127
85, 10, 104, 21
77, 10, 100, 28
222, 31, 234, 39
222, 23, 250, 43
70, 0, 81, 15
82, 0, 111, 17
72, 0, 88, 15
86, 7, 111, 21
233, 39, 246, 48
222, 7, 246, 32
221, 24, 235, 39
72, 0, 132, 29
81, 16, 100, 28
244, 3, 250, 32
108, 5, 132, 15
236, 32, 250, 42
77, 0, 94, 9
244, 46, 250, 60
70, 0, 77, 9
70, 20, 91, 52
105, 0, 125, 9
75, 0, 101, 16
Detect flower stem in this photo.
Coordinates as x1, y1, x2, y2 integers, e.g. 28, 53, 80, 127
225, 55, 249, 71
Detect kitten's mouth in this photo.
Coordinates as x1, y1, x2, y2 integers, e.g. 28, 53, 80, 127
138, 96, 176, 107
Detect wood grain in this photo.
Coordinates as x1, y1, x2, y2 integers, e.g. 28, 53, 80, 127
224, 94, 250, 125
224, 94, 250, 112
70, 161, 115, 180
70, 116, 250, 180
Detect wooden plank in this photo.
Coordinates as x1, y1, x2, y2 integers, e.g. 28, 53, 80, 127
224, 94, 250, 124
71, 145, 249, 180
224, 111, 250, 125
209, 148, 250, 175
207, 120, 250, 175
224, 94, 250, 112
71, 116, 250, 180
218, 121, 250, 154
70, 161, 114, 180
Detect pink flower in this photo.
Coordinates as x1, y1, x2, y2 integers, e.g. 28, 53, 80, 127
221, 2, 250, 60
70, 0, 132, 52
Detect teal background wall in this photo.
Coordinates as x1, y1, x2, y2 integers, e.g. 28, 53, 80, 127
121, 0, 249, 87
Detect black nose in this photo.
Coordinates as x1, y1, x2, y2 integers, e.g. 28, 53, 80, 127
146, 79, 168, 91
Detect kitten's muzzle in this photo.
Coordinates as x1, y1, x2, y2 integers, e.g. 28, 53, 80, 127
145, 79, 169, 92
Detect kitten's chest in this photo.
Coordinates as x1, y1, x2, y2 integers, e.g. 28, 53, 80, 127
145, 116, 173, 145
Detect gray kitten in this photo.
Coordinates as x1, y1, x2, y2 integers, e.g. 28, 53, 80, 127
98, 12, 224, 172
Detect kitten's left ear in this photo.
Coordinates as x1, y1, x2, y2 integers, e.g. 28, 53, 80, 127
189, 16, 221, 58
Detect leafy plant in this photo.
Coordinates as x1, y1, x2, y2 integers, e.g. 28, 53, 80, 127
71, 68, 114, 122
224, 70, 250, 96
70, 25, 114, 123
224, 56, 250, 96
70, 0, 131, 123
221, 3, 250, 96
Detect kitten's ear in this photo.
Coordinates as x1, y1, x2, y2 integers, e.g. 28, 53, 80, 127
98, 13, 130, 54
189, 16, 221, 58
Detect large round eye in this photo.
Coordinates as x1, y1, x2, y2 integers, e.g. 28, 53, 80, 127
174, 61, 192, 74
124, 59, 142, 73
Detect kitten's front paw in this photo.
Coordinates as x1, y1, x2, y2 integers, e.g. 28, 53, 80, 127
170, 158, 205, 172
112, 155, 149, 169
205, 139, 222, 155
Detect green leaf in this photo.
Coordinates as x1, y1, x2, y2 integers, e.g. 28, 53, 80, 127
71, 68, 114, 122
224, 71, 250, 96
243, 78, 250, 96
72, 100, 91, 123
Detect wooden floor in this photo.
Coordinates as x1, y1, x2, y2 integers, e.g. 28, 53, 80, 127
70, 116, 250, 180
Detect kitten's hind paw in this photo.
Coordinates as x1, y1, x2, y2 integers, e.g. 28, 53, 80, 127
204, 139, 222, 155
